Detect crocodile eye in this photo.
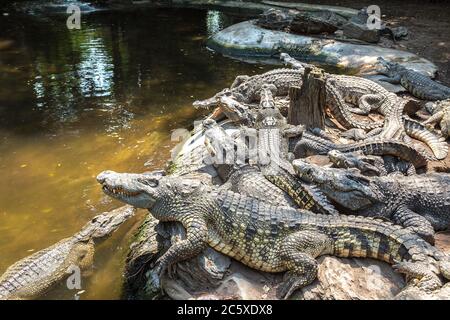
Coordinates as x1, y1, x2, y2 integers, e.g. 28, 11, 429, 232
138, 178, 158, 187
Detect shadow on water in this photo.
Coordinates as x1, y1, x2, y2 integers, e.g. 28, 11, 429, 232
0, 7, 270, 299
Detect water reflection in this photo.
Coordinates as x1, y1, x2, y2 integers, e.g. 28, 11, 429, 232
206, 10, 228, 36
0, 7, 270, 299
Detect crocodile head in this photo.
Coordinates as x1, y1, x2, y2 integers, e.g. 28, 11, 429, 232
77, 205, 136, 241
293, 159, 380, 211
97, 170, 205, 220
376, 57, 405, 77
97, 170, 166, 209
193, 88, 229, 109
255, 85, 285, 129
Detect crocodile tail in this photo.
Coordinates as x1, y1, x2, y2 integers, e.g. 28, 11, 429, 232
338, 139, 428, 168
325, 215, 448, 286
325, 80, 382, 130
404, 117, 448, 160
265, 171, 339, 216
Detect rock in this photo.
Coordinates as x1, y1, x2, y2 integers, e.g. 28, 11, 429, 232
207, 21, 437, 76
342, 20, 380, 43
295, 257, 404, 300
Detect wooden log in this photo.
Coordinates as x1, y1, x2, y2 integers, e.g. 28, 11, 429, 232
288, 66, 326, 129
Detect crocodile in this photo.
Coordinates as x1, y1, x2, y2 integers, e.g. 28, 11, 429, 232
325, 74, 447, 159
293, 160, 450, 243
0, 205, 136, 300
202, 118, 299, 208
281, 53, 448, 159
205, 86, 338, 215
377, 57, 450, 101
192, 68, 304, 109
293, 130, 429, 168
328, 150, 416, 176
424, 99, 450, 138
97, 170, 450, 299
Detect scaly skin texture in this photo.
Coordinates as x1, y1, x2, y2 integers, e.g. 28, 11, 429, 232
280, 53, 447, 159
424, 99, 450, 138
377, 57, 450, 101
328, 150, 416, 176
325, 75, 447, 159
205, 87, 339, 215
294, 160, 450, 244
294, 131, 429, 168
192, 68, 304, 108
203, 118, 299, 208
0, 206, 136, 300
97, 171, 450, 299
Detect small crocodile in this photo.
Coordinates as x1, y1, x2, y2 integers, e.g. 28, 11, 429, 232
193, 68, 304, 109
97, 170, 450, 299
294, 160, 450, 243
424, 99, 450, 138
281, 53, 447, 159
0, 206, 136, 300
377, 57, 450, 101
328, 150, 416, 176
293, 130, 429, 168
205, 86, 338, 215
203, 118, 299, 208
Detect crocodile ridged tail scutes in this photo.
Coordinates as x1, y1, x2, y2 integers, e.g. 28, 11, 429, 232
404, 117, 448, 160
213, 189, 450, 296
296, 132, 429, 168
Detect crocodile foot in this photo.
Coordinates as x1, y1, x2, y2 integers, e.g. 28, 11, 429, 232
276, 271, 310, 299
393, 261, 442, 292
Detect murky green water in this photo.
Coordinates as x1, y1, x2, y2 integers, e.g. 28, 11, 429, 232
0, 7, 270, 299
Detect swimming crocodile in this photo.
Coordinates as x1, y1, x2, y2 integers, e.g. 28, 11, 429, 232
377, 57, 450, 101
192, 68, 304, 109
0, 206, 136, 300
97, 170, 450, 299
293, 160, 450, 244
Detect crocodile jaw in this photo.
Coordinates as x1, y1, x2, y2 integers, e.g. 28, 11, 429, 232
293, 160, 376, 210
97, 170, 162, 209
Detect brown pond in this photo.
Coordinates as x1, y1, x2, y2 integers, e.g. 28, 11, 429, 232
0, 7, 270, 299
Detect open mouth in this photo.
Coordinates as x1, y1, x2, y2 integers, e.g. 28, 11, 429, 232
102, 184, 141, 197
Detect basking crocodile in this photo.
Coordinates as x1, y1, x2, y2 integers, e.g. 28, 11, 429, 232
202, 118, 299, 208
205, 86, 338, 215
293, 130, 429, 169
0, 206, 136, 300
97, 170, 450, 299
377, 57, 450, 101
424, 99, 450, 138
328, 150, 416, 176
192, 68, 304, 109
293, 160, 450, 243
282, 53, 448, 159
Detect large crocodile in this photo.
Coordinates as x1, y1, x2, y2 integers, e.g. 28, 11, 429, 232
0, 206, 136, 300
293, 160, 450, 243
192, 68, 304, 109
97, 170, 450, 299
377, 57, 450, 101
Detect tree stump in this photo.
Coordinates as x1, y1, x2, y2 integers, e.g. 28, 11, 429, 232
288, 66, 326, 129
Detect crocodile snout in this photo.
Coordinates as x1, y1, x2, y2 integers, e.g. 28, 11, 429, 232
96, 170, 116, 184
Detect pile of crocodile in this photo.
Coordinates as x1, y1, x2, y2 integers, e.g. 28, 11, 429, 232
2, 53, 450, 300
